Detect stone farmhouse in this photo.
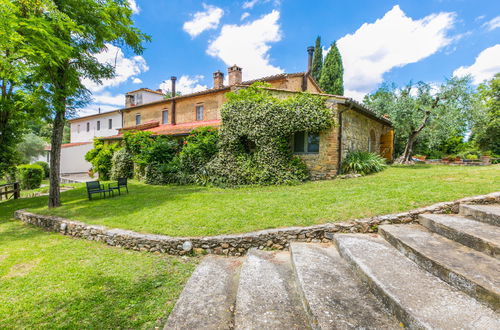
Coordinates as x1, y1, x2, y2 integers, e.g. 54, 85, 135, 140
64, 48, 394, 179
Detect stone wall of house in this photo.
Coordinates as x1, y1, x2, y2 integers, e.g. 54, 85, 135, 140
174, 91, 225, 123
297, 125, 339, 180
14, 192, 500, 256
122, 90, 227, 127
341, 107, 392, 158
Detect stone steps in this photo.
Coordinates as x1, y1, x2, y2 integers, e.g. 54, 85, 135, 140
290, 242, 400, 329
164, 256, 242, 330
234, 249, 310, 330
419, 213, 500, 259
379, 224, 500, 311
335, 234, 500, 329
166, 202, 500, 329
460, 204, 500, 226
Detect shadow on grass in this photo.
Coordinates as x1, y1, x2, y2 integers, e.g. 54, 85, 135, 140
390, 164, 433, 169
17, 182, 208, 228
0, 219, 48, 245
33, 272, 173, 328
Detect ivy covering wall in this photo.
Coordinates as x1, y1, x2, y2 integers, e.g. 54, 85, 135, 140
206, 84, 335, 186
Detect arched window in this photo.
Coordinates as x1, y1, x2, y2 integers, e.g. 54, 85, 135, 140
368, 129, 376, 152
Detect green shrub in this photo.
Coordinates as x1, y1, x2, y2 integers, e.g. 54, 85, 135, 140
124, 131, 178, 166
3, 166, 18, 183
17, 164, 44, 189
178, 127, 219, 174
85, 139, 120, 180
110, 148, 134, 179
465, 154, 479, 160
205, 83, 332, 186
340, 150, 387, 175
34, 161, 50, 178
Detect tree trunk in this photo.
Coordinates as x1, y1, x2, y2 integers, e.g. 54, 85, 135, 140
397, 110, 432, 164
48, 103, 66, 208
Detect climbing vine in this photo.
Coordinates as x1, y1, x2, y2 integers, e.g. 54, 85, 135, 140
206, 83, 335, 186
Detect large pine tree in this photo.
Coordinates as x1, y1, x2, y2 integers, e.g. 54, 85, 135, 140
311, 36, 323, 82
319, 41, 344, 95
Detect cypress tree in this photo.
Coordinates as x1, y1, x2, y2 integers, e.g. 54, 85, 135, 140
311, 36, 323, 82
319, 41, 344, 95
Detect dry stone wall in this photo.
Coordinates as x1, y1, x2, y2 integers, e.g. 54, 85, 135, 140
14, 192, 500, 256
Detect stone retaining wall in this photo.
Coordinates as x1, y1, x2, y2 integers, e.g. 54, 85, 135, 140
14, 192, 500, 256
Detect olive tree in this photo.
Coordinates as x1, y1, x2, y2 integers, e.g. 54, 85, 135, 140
364, 76, 474, 163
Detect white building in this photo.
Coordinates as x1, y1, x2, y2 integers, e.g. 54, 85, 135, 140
56, 88, 165, 177
69, 110, 123, 143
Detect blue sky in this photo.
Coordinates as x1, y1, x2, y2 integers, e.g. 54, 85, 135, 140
81, 0, 500, 116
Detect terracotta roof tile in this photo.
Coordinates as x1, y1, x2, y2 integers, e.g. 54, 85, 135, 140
120, 120, 160, 132
44, 141, 93, 150
100, 120, 221, 140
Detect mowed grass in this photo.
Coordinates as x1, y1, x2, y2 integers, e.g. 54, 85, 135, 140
21, 164, 500, 237
0, 196, 198, 328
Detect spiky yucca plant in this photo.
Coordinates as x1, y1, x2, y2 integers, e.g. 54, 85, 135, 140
340, 151, 387, 175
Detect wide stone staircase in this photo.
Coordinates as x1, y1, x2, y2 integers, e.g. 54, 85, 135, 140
165, 204, 500, 329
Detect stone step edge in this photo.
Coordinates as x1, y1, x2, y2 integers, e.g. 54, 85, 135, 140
13, 191, 500, 256
289, 243, 321, 330
419, 213, 500, 258
333, 235, 419, 328
379, 225, 500, 311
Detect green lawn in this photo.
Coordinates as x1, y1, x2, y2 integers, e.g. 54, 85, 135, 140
16, 164, 500, 237
0, 195, 198, 328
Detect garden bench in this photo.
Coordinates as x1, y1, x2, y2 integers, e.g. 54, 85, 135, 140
86, 181, 113, 200
108, 178, 129, 195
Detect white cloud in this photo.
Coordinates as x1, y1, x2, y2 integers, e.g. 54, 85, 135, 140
336, 5, 456, 100
241, 12, 250, 20
453, 44, 500, 84
242, 0, 259, 9
242, 0, 278, 9
183, 4, 224, 38
159, 75, 208, 95
483, 16, 500, 31
82, 43, 149, 93
132, 77, 142, 84
207, 10, 283, 80
128, 0, 140, 14
92, 92, 124, 106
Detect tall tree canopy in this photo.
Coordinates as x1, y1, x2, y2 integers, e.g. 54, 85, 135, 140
31, 0, 149, 207
311, 36, 323, 83
364, 76, 474, 163
0, 0, 62, 177
471, 73, 500, 154
319, 41, 344, 95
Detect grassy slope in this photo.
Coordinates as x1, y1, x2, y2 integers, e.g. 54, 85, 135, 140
22, 164, 500, 237
0, 196, 198, 328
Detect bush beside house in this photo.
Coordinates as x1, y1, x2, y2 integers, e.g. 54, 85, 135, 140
85, 139, 120, 180
340, 151, 387, 175
34, 161, 50, 178
17, 164, 44, 189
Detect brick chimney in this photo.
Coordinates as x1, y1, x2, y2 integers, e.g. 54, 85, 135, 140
307, 46, 314, 73
228, 65, 242, 86
213, 70, 224, 89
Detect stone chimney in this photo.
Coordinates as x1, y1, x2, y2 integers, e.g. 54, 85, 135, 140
125, 93, 134, 108
228, 65, 242, 86
213, 70, 224, 89
307, 46, 314, 73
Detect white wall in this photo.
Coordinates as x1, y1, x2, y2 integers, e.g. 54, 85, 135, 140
140, 91, 164, 105
70, 111, 122, 143
60, 143, 94, 174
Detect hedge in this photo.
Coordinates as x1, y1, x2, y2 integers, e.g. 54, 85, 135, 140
17, 164, 44, 189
